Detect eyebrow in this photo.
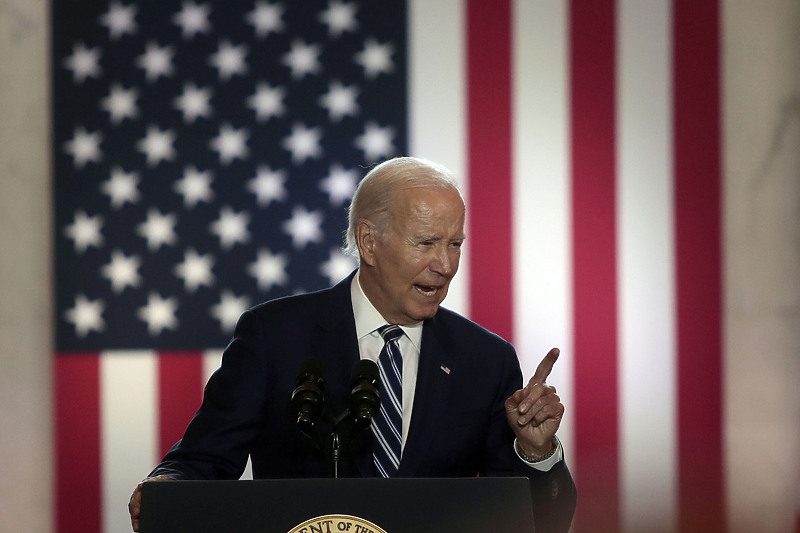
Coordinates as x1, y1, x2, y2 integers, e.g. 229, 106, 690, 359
412, 234, 465, 243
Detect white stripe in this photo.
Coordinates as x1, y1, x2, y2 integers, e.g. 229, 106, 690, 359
372, 414, 401, 469
512, 0, 575, 468
203, 349, 223, 382
375, 462, 389, 477
378, 363, 403, 415
387, 343, 403, 382
374, 435, 400, 468
377, 420, 401, 444
101, 351, 157, 533
380, 396, 402, 439
617, 1, 677, 531
374, 415, 401, 448
407, 0, 469, 316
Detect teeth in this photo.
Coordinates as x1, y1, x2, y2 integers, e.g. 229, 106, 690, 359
416, 286, 436, 296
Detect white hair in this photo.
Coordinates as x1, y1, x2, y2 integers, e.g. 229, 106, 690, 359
343, 156, 462, 259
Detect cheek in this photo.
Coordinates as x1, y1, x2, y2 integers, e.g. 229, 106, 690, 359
400, 253, 427, 273
451, 251, 462, 268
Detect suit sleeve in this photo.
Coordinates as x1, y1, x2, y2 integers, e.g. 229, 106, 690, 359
484, 341, 577, 533
149, 309, 269, 480
526, 459, 578, 533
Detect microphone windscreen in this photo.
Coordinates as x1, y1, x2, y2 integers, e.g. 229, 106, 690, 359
297, 358, 325, 384
350, 359, 379, 387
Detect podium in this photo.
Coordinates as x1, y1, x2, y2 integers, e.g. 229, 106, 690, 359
140, 477, 535, 533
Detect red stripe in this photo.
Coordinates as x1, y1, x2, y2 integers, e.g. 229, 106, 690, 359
570, 1, 620, 531
55, 353, 102, 533
466, 0, 514, 342
673, 1, 726, 531
158, 351, 205, 458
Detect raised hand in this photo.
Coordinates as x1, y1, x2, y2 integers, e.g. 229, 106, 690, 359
505, 347, 564, 457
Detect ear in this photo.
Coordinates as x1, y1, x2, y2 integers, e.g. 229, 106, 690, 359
356, 219, 377, 266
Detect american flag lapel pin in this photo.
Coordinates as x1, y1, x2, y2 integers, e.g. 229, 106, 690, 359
440, 365, 450, 375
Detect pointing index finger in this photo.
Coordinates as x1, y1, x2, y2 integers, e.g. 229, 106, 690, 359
532, 347, 560, 384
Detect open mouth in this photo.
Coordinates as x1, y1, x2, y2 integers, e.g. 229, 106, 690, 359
414, 285, 438, 297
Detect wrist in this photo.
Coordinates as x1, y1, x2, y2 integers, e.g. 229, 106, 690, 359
515, 437, 558, 463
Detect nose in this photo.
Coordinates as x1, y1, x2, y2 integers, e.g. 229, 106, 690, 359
430, 244, 458, 277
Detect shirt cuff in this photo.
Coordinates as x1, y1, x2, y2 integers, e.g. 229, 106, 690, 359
514, 436, 563, 472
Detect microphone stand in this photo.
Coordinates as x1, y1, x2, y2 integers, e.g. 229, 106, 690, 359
295, 406, 353, 479
294, 360, 380, 478
330, 432, 341, 479
326, 410, 355, 479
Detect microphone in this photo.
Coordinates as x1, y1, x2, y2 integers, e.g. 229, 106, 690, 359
347, 359, 381, 435
291, 358, 325, 441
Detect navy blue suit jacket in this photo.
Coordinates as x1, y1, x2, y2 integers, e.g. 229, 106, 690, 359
151, 273, 576, 532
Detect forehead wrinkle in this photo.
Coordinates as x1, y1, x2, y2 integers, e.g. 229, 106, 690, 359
389, 187, 465, 240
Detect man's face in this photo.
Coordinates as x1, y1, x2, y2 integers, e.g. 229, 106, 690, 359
360, 186, 466, 325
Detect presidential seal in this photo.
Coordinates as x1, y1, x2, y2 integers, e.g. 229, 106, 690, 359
287, 514, 389, 533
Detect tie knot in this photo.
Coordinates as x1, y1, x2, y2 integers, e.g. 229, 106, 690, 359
378, 324, 404, 343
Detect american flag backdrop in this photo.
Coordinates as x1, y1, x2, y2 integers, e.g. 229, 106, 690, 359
52, 1, 726, 532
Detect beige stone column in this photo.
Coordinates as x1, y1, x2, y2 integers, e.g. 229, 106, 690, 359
723, 1, 800, 531
0, 1, 53, 532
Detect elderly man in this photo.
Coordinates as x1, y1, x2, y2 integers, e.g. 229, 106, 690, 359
129, 157, 576, 532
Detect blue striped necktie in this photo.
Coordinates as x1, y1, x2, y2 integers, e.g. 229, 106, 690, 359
372, 324, 404, 477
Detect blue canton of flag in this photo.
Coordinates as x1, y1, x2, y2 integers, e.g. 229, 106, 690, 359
53, 0, 407, 351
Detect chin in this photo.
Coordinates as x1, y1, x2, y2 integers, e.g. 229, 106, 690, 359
414, 305, 441, 321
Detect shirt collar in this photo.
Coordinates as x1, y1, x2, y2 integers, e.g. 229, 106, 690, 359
351, 270, 423, 351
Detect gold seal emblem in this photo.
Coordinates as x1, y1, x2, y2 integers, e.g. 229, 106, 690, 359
287, 514, 389, 533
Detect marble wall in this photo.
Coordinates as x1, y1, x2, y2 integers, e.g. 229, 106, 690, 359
723, 1, 800, 531
0, 1, 797, 531
0, 1, 52, 532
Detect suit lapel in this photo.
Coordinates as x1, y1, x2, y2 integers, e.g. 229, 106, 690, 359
313, 272, 376, 477
397, 316, 454, 477
314, 274, 360, 403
